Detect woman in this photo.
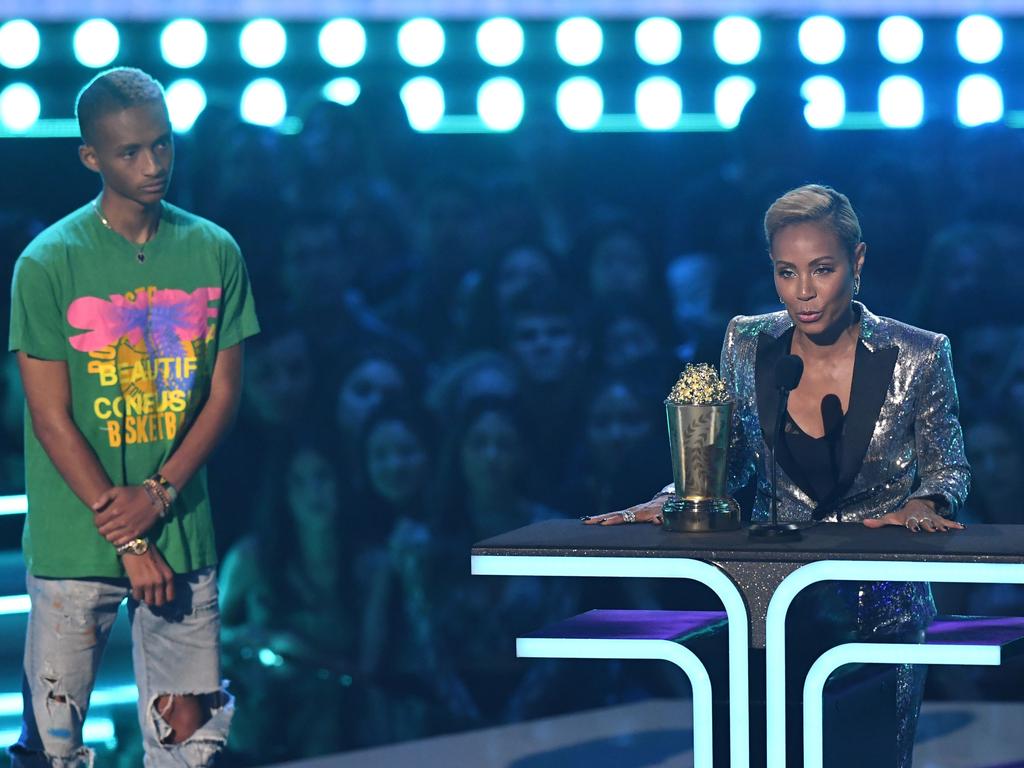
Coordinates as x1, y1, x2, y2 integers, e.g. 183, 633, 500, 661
587, 184, 970, 766
220, 444, 357, 762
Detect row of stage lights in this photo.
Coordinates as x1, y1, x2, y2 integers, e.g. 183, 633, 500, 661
0, 14, 1010, 71
0, 73, 1010, 135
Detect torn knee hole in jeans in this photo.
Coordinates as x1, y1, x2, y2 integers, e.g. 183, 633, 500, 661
41, 675, 81, 715
151, 687, 231, 746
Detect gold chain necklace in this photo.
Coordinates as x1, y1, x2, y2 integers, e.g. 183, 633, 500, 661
92, 198, 157, 264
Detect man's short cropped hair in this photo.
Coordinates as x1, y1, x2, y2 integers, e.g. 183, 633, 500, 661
75, 67, 165, 144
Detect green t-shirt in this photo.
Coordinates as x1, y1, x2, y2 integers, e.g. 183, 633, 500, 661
8, 201, 260, 578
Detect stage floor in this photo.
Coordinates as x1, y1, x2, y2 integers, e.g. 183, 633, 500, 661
270, 698, 1024, 768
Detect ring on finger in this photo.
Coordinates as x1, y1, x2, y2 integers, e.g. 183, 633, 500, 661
621, 509, 637, 523
905, 516, 921, 529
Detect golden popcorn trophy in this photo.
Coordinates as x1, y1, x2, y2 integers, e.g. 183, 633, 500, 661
662, 364, 742, 532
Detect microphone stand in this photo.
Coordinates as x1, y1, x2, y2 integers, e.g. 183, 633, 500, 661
748, 383, 802, 540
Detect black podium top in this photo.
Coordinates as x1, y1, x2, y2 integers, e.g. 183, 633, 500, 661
472, 519, 1024, 564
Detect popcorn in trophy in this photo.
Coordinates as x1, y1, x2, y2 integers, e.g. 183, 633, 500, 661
662, 363, 741, 531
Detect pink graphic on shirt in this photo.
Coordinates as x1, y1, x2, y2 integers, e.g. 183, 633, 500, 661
67, 287, 221, 353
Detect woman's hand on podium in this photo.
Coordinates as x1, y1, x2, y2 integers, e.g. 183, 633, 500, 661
862, 498, 965, 533
583, 498, 665, 526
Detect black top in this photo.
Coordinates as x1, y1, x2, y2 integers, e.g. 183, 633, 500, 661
781, 410, 844, 503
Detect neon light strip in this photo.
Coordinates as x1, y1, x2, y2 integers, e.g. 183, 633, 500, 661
518, 636, 713, 766
0, 495, 27, 516
766, 560, 1024, 767
802, 642, 999, 768
0, 595, 30, 615
0, 716, 115, 747
0, 685, 138, 717
472, 554, 749, 768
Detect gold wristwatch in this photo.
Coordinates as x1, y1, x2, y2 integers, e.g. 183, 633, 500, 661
116, 538, 149, 556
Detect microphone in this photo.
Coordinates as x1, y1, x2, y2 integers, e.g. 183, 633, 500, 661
749, 355, 804, 540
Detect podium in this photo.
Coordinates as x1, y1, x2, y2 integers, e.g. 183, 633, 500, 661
472, 520, 1024, 767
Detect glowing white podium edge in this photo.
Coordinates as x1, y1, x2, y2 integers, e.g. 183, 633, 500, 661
766, 560, 1024, 767
802, 641, 1000, 768
517, 637, 713, 766
471, 554, 749, 768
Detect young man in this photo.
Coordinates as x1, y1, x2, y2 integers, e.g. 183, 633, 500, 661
7, 68, 259, 766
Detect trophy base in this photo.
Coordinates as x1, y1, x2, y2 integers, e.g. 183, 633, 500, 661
661, 496, 742, 532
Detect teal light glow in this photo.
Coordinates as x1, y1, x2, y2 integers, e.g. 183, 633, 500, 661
0, 595, 30, 615
878, 75, 924, 128
323, 77, 361, 106
0, 20, 41, 69
471, 554, 750, 768
319, 18, 366, 67
635, 76, 682, 131
239, 19, 287, 68
0, 717, 115, 748
957, 74, 1004, 127
476, 18, 524, 67
73, 19, 119, 68
240, 78, 287, 127
518, 636, 713, 765
165, 79, 207, 133
714, 76, 756, 129
798, 16, 845, 65
713, 16, 760, 65
555, 17, 603, 67
801, 76, 845, 129
803, 642, 999, 767
765, 559, 1024, 767
477, 77, 524, 132
878, 16, 923, 64
160, 19, 207, 68
556, 77, 604, 131
0, 84, 40, 134
397, 18, 445, 67
956, 14, 1003, 64
634, 17, 682, 66
400, 76, 445, 131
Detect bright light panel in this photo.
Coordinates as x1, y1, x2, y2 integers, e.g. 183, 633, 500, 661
713, 16, 761, 65
878, 75, 924, 128
477, 18, 524, 67
715, 76, 756, 129
801, 75, 845, 129
400, 77, 445, 131
239, 19, 287, 68
160, 19, 207, 68
165, 79, 206, 133
0, 20, 41, 69
240, 78, 287, 127
798, 16, 845, 65
957, 74, 1004, 127
0, 495, 26, 515
636, 76, 682, 131
635, 17, 682, 65
556, 17, 603, 66
957, 15, 1003, 64
73, 19, 120, 69
319, 18, 366, 68
878, 16, 923, 64
477, 77, 525, 132
0, 83, 41, 133
397, 18, 445, 67
323, 77, 361, 106
556, 77, 603, 130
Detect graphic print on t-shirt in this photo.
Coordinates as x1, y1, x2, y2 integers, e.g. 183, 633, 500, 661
67, 285, 221, 448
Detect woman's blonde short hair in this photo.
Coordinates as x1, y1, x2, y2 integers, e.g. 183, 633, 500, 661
763, 184, 862, 258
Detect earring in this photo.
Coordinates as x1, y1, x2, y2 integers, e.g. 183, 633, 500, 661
778, 296, 785, 305
853, 276, 861, 296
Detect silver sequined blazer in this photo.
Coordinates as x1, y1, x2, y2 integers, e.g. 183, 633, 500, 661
665, 303, 971, 638
721, 301, 970, 523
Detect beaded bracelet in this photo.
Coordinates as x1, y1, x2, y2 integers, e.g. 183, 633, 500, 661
142, 477, 172, 519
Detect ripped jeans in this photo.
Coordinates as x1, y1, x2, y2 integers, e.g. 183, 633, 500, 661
9, 567, 233, 767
